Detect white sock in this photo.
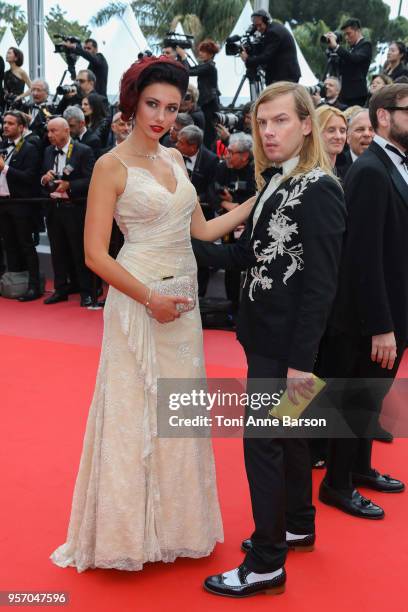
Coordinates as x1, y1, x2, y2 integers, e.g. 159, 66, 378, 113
222, 567, 283, 586
286, 531, 310, 541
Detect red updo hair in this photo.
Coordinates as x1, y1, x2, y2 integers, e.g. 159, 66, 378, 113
119, 55, 189, 121
197, 39, 220, 57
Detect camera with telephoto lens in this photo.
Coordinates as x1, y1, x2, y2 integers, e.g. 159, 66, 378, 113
53, 34, 81, 53
213, 111, 242, 131
320, 31, 343, 45
307, 83, 327, 98
163, 32, 194, 50
56, 83, 79, 96
225, 25, 263, 57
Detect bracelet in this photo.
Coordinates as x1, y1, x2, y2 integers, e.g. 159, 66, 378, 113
144, 287, 152, 308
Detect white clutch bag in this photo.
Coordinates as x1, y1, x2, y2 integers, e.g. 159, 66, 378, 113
149, 275, 196, 314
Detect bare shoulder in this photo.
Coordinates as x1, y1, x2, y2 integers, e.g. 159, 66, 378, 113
92, 150, 128, 195
166, 146, 184, 167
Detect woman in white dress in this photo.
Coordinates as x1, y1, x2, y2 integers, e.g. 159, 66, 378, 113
50, 56, 255, 572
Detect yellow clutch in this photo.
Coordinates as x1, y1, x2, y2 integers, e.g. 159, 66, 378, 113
269, 375, 326, 421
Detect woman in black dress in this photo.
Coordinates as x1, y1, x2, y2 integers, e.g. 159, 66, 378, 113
81, 92, 110, 147
177, 39, 220, 150
4, 47, 31, 109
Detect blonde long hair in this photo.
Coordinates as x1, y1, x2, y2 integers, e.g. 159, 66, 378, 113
251, 82, 334, 190
316, 104, 347, 132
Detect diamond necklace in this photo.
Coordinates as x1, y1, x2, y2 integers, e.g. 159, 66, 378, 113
131, 148, 160, 161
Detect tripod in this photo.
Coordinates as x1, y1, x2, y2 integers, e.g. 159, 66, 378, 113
230, 66, 265, 106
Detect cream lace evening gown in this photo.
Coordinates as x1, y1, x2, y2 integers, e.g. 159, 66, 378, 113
50, 151, 223, 572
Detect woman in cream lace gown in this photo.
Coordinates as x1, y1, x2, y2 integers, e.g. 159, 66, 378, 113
50, 57, 255, 572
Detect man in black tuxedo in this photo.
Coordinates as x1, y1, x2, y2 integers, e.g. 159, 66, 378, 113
41, 117, 95, 307
318, 83, 408, 518
208, 132, 256, 310
326, 18, 372, 107
0, 111, 41, 300
63, 105, 102, 155
241, 10, 301, 85
201, 83, 346, 597
176, 124, 219, 296
336, 109, 374, 177
21, 79, 55, 140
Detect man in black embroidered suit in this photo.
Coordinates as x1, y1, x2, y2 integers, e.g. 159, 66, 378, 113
0, 111, 41, 300
318, 84, 408, 518
200, 83, 346, 597
41, 117, 95, 307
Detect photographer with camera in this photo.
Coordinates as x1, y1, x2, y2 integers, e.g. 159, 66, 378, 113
240, 10, 300, 86
176, 39, 220, 150
41, 117, 95, 307
0, 111, 42, 301
215, 102, 253, 148
62, 38, 108, 97
208, 132, 256, 311
325, 18, 372, 107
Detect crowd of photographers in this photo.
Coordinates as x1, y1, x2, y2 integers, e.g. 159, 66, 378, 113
0, 11, 407, 311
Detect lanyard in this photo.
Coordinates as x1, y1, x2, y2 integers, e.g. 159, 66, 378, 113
4, 137, 24, 163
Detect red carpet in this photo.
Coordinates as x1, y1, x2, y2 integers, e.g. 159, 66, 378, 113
1, 297, 408, 611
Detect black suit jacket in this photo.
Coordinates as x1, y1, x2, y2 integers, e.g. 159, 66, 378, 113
329, 141, 408, 344
41, 140, 95, 201
2, 139, 40, 199
337, 38, 372, 101
246, 22, 301, 85
22, 102, 56, 138
190, 145, 219, 204
188, 61, 219, 106
193, 169, 346, 370
78, 129, 102, 155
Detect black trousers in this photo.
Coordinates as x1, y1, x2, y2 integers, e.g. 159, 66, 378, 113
201, 99, 219, 151
0, 202, 40, 288
243, 353, 316, 572
46, 202, 93, 296
318, 333, 404, 493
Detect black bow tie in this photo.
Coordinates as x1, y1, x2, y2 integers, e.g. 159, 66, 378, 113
183, 156, 192, 164
385, 143, 408, 168
55, 148, 65, 155
262, 166, 283, 181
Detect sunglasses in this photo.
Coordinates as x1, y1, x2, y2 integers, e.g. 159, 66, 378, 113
384, 106, 408, 112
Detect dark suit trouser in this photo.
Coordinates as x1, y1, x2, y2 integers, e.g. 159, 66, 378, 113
318, 333, 404, 493
0, 202, 40, 287
46, 202, 93, 296
243, 353, 316, 572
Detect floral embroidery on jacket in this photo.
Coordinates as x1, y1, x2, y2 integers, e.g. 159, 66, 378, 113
246, 168, 325, 301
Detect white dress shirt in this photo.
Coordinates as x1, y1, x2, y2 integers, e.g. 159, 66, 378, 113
184, 151, 198, 174
0, 137, 21, 197
373, 134, 408, 185
251, 156, 300, 236
50, 141, 70, 200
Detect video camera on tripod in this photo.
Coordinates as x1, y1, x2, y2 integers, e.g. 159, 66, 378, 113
225, 25, 263, 58
163, 32, 194, 50
53, 34, 81, 80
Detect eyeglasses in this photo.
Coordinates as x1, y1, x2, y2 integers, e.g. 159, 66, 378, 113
384, 106, 408, 112
227, 149, 241, 155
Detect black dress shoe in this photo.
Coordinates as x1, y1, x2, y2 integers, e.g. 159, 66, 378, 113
204, 564, 286, 598
319, 481, 384, 519
18, 288, 43, 302
373, 425, 394, 443
353, 470, 405, 493
44, 292, 68, 305
80, 295, 93, 307
242, 532, 315, 554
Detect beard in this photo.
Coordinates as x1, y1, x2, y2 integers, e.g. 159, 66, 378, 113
390, 116, 408, 151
